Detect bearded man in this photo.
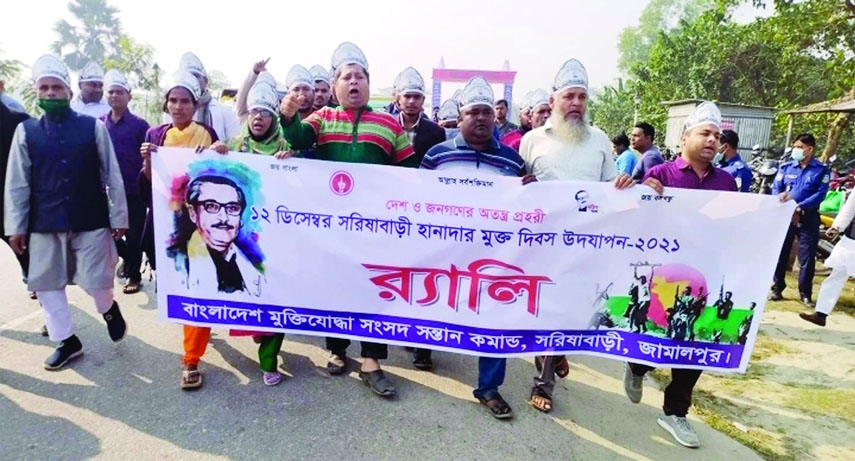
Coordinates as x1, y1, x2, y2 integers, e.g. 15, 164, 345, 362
519, 58, 631, 412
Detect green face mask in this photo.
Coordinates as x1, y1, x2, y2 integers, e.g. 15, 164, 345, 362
37, 98, 70, 114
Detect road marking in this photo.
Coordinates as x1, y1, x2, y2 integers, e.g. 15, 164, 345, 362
0, 309, 43, 332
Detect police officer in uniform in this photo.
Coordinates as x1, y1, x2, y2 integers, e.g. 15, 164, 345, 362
716, 130, 753, 192
770, 133, 830, 306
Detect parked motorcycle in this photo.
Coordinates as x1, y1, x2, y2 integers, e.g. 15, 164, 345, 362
749, 145, 786, 194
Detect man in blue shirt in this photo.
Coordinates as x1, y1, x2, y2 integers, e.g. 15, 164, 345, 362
420, 76, 535, 421
612, 132, 637, 176
770, 133, 830, 306
716, 130, 752, 192
99, 70, 150, 294
630, 122, 664, 181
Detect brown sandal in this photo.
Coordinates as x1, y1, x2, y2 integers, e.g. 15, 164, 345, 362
478, 393, 513, 420
529, 387, 553, 413
123, 282, 141, 294
180, 368, 203, 390
535, 356, 570, 379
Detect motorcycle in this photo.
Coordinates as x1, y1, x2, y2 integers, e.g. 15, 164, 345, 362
749, 145, 786, 195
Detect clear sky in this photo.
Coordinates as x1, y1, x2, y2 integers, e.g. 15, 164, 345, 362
2, 0, 654, 101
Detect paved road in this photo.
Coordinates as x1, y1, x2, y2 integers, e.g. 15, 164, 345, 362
0, 250, 761, 460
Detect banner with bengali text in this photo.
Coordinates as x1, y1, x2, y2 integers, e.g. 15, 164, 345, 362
152, 147, 795, 372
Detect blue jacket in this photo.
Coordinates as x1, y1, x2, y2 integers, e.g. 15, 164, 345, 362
719, 154, 753, 192
771, 158, 830, 211
22, 109, 110, 233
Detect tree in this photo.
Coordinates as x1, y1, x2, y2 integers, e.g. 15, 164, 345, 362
617, 0, 715, 74
51, 0, 122, 72
205, 70, 231, 96
0, 46, 20, 81
589, 79, 637, 139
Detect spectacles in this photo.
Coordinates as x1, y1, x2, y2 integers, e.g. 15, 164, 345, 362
194, 200, 243, 216
249, 109, 273, 119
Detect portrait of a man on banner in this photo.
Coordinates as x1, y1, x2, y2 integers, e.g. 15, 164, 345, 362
165, 157, 267, 297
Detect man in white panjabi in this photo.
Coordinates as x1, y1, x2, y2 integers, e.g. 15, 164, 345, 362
70, 61, 111, 118
164, 52, 240, 141
520, 57, 630, 414
801, 191, 855, 327
5, 55, 129, 370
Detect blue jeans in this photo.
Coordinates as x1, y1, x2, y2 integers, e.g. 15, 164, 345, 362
473, 357, 507, 399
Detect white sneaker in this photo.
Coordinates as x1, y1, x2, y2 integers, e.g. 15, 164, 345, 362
623, 363, 644, 403
657, 415, 700, 448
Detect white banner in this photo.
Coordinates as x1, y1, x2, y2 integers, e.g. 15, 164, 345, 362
152, 147, 794, 372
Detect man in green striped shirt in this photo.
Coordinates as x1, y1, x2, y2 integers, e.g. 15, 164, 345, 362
278, 42, 414, 398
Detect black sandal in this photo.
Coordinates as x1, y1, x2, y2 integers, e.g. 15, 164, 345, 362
529, 386, 553, 413
478, 392, 513, 420
358, 369, 396, 397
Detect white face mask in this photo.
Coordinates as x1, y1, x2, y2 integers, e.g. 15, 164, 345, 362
791, 148, 806, 162
713, 152, 724, 165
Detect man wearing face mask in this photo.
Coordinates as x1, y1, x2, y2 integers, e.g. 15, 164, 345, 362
715, 130, 752, 192
769, 133, 830, 306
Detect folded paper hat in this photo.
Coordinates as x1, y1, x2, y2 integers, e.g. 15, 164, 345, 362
553, 58, 588, 94
104, 69, 130, 92
79, 61, 104, 83
309, 65, 330, 85
255, 71, 278, 92
683, 101, 722, 132
285, 65, 313, 91
529, 88, 550, 110
393, 67, 425, 95
170, 70, 201, 102
331, 41, 368, 72
179, 52, 207, 78
32, 54, 70, 88
439, 99, 459, 121
248, 82, 279, 115
519, 91, 534, 112
459, 77, 494, 110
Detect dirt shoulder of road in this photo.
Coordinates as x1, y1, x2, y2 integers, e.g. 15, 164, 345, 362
651, 271, 855, 460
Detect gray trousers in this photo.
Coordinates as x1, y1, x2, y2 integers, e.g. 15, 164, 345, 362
533, 354, 564, 397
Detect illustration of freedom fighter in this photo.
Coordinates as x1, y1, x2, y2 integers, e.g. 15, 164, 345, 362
168, 172, 266, 297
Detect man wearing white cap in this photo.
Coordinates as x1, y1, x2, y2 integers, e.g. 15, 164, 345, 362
285, 64, 316, 122
521, 58, 632, 414
174, 52, 240, 142
309, 64, 334, 110
500, 91, 533, 151
527, 89, 551, 130
438, 99, 460, 139
621, 101, 737, 449
70, 61, 110, 118
99, 69, 150, 294
5, 55, 129, 370
279, 41, 416, 398
420, 77, 536, 419
393, 67, 445, 167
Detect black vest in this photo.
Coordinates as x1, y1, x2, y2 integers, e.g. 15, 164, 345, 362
23, 109, 110, 233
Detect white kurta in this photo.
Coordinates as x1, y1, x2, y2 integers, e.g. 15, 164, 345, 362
70, 96, 111, 119
519, 120, 618, 182
825, 192, 855, 273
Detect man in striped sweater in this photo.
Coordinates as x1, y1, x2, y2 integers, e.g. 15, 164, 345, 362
278, 42, 415, 398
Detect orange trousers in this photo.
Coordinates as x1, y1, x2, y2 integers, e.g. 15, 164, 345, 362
183, 326, 211, 365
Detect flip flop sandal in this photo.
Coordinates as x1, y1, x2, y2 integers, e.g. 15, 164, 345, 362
529, 387, 553, 413
358, 370, 396, 397
478, 393, 514, 420
180, 369, 203, 390
262, 371, 282, 387
123, 282, 141, 294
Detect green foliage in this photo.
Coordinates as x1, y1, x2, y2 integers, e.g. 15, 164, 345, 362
589, 79, 637, 139
612, 0, 855, 155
